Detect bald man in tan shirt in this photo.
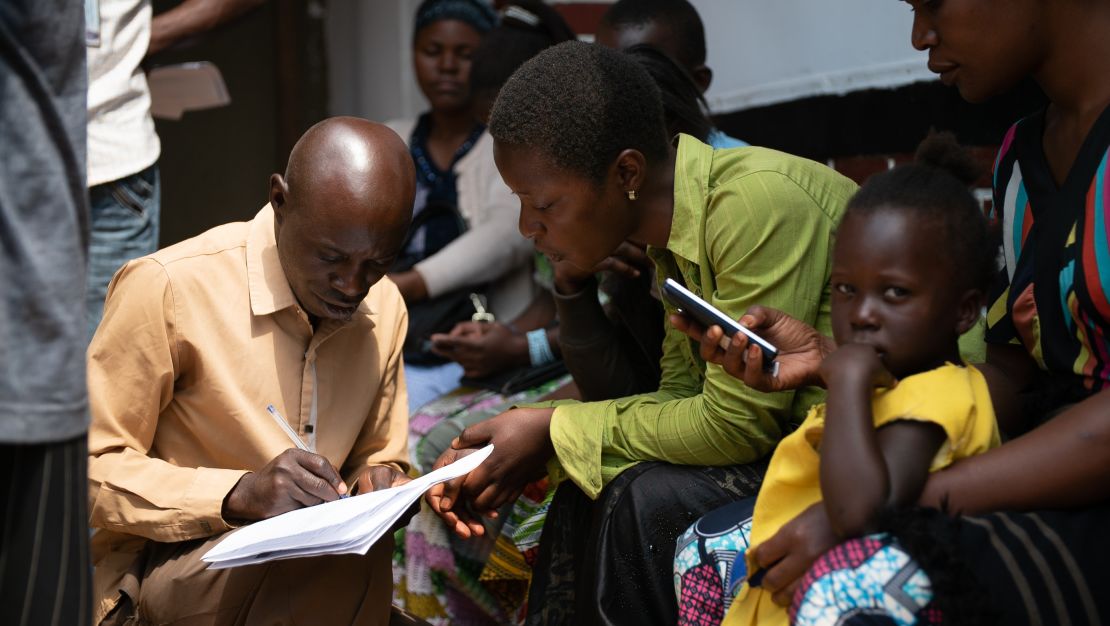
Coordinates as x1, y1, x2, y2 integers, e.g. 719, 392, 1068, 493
88, 118, 417, 625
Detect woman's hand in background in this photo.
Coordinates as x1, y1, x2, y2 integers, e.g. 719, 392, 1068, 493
430, 321, 529, 378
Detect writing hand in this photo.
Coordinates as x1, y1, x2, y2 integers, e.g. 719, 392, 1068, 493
223, 448, 347, 521
750, 502, 840, 607
670, 305, 833, 392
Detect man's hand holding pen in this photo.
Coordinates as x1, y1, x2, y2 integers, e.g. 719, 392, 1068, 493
222, 449, 349, 521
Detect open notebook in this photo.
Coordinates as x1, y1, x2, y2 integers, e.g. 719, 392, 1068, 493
202, 445, 494, 569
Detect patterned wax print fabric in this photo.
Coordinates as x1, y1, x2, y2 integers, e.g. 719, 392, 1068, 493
726, 363, 998, 626
394, 376, 570, 625
792, 503, 1110, 625
791, 534, 943, 626
674, 497, 756, 626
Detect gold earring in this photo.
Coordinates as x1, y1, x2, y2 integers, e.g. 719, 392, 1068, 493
627, 189, 637, 201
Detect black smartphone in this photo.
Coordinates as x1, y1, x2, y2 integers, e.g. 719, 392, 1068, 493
662, 278, 779, 376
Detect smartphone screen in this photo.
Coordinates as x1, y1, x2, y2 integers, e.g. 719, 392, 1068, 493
662, 278, 779, 374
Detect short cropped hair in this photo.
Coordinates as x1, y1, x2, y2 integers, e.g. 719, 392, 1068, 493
601, 0, 707, 68
488, 40, 670, 186
846, 133, 996, 293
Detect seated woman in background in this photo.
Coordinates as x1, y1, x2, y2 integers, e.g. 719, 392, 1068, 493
675, 1, 1110, 621
674, 135, 1001, 626
409, 0, 577, 473
392, 4, 578, 625
385, 0, 536, 412
426, 41, 857, 626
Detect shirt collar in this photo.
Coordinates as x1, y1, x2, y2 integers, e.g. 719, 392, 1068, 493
666, 134, 713, 265
247, 205, 376, 321
247, 205, 299, 316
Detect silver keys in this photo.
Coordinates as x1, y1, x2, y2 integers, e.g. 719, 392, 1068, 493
469, 293, 495, 323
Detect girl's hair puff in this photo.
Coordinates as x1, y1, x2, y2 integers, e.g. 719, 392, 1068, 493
845, 132, 996, 293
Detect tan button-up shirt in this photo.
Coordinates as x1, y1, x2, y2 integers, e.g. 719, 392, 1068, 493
87, 206, 409, 621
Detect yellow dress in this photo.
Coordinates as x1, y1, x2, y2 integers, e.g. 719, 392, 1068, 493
723, 362, 1000, 626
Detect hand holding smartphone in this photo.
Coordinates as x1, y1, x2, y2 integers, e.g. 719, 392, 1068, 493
662, 278, 780, 376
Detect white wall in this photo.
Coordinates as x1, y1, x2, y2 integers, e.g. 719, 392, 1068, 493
695, 0, 933, 114
326, 0, 426, 123
326, 1, 937, 121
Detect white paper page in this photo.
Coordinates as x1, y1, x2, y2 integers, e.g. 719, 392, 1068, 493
209, 485, 418, 569
203, 445, 493, 567
207, 488, 393, 561
207, 535, 374, 570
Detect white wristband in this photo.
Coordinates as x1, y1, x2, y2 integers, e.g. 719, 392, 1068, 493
527, 328, 556, 366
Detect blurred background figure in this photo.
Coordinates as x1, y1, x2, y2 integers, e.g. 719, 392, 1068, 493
391, 4, 578, 625
0, 0, 92, 623
596, 0, 748, 148
148, 0, 268, 55
469, 0, 576, 123
385, 0, 538, 414
85, 0, 272, 341
85, 0, 162, 341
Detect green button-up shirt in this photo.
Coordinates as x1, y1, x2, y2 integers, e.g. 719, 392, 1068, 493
548, 135, 856, 498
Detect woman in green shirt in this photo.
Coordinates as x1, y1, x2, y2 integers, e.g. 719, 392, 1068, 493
427, 41, 856, 624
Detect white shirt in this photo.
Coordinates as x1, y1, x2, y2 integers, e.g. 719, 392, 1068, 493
86, 0, 160, 186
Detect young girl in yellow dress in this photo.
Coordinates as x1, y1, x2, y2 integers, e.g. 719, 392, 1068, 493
673, 135, 1002, 626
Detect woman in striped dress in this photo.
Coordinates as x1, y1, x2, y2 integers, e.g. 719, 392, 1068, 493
675, 0, 1110, 623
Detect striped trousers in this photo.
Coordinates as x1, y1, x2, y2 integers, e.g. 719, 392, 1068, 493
0, 435, 90, 626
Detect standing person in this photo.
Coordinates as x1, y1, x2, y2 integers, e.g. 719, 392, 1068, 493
88, 118, 416, 626
86, 0, 268, 341
426, 41, 856, 626
595, 0, 747, 149
387, 0, 536, 412
148, 0, 269, 55
0, 0, 91, 623
86, 0, 162, 340
675, 0, 1110, 621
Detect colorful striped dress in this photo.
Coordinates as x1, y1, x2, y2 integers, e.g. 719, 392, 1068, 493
986, 105, 1110, 397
